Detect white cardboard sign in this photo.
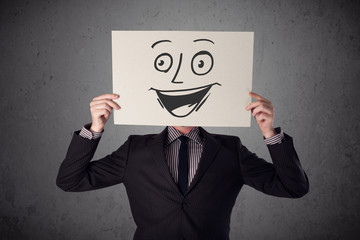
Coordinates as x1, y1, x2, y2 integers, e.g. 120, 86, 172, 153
112, 31, 253, 127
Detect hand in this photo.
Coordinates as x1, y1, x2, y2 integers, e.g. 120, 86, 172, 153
245, 92, 276, 138
89, 93, 121, 132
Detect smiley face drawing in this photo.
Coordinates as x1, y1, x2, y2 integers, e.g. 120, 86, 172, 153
149, 39, 221, 118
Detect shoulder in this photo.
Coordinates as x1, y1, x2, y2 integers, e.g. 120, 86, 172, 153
200, 127, 240, 141
124, 128, 167, 149
210, 132, 239, 141
126, 133, 159, 144
213, 133, 242, 147
200, 128, 243, 151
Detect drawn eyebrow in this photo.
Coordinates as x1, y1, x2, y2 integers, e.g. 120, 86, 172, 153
151, 40, 172, 48
193, 39, 215, 44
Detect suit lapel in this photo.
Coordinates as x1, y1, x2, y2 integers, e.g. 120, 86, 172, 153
147, 127, 183, 197
186, 127, 221, 195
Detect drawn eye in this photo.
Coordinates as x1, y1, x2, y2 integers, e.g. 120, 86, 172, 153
191, 51, 214, 76
154, 53, 173, 73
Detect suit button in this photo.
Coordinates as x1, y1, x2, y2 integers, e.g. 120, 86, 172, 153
182, 202, 187, 210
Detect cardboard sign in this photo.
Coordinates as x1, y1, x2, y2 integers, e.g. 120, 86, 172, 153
112, 31, 253, 127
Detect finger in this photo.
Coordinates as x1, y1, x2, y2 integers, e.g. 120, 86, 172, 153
90, 99, 120, 110
103, 111, 111, 120
92, 108, 111, 119
93, 93, 119, 101
254, 112, 272, 123
249, 92, 270, 102
91, 103, 114, 113
245, 100, 267, 111
251, 104, 273, 117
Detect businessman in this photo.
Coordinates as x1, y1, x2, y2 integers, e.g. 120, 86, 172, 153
56, 91, 309, 240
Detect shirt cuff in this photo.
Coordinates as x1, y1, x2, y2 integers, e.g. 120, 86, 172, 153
79, 123, 103, 140
263, 127, 284, 145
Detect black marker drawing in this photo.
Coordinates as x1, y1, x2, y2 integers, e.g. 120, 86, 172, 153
193, 38, 215, 44
150, 39, 221, 118
154, 53, 173, 73
170, 53, 183, 84
191, 51, 214, 76
149, 83, 221, 118
151, 40, 172, 49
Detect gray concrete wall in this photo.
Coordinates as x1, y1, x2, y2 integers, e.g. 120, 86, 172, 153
1, 0, 359, 239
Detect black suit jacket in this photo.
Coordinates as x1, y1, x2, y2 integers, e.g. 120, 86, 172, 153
56, 127, 309, 240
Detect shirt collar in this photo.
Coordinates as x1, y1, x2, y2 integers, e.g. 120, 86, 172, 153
166, 126, 204, 146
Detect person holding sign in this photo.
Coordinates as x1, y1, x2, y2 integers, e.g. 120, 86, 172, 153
56, 91, 309, 240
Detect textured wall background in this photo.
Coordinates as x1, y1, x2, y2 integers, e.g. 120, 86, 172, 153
1, 0, 359, 239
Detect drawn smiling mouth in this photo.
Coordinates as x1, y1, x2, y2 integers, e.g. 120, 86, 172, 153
149, 82, 221, 118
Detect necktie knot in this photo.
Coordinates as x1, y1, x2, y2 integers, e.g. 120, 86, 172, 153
178, 135, 188, 144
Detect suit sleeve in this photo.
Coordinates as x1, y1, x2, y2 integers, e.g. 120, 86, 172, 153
237, 133, 309, 198
56, 130, 131, 192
